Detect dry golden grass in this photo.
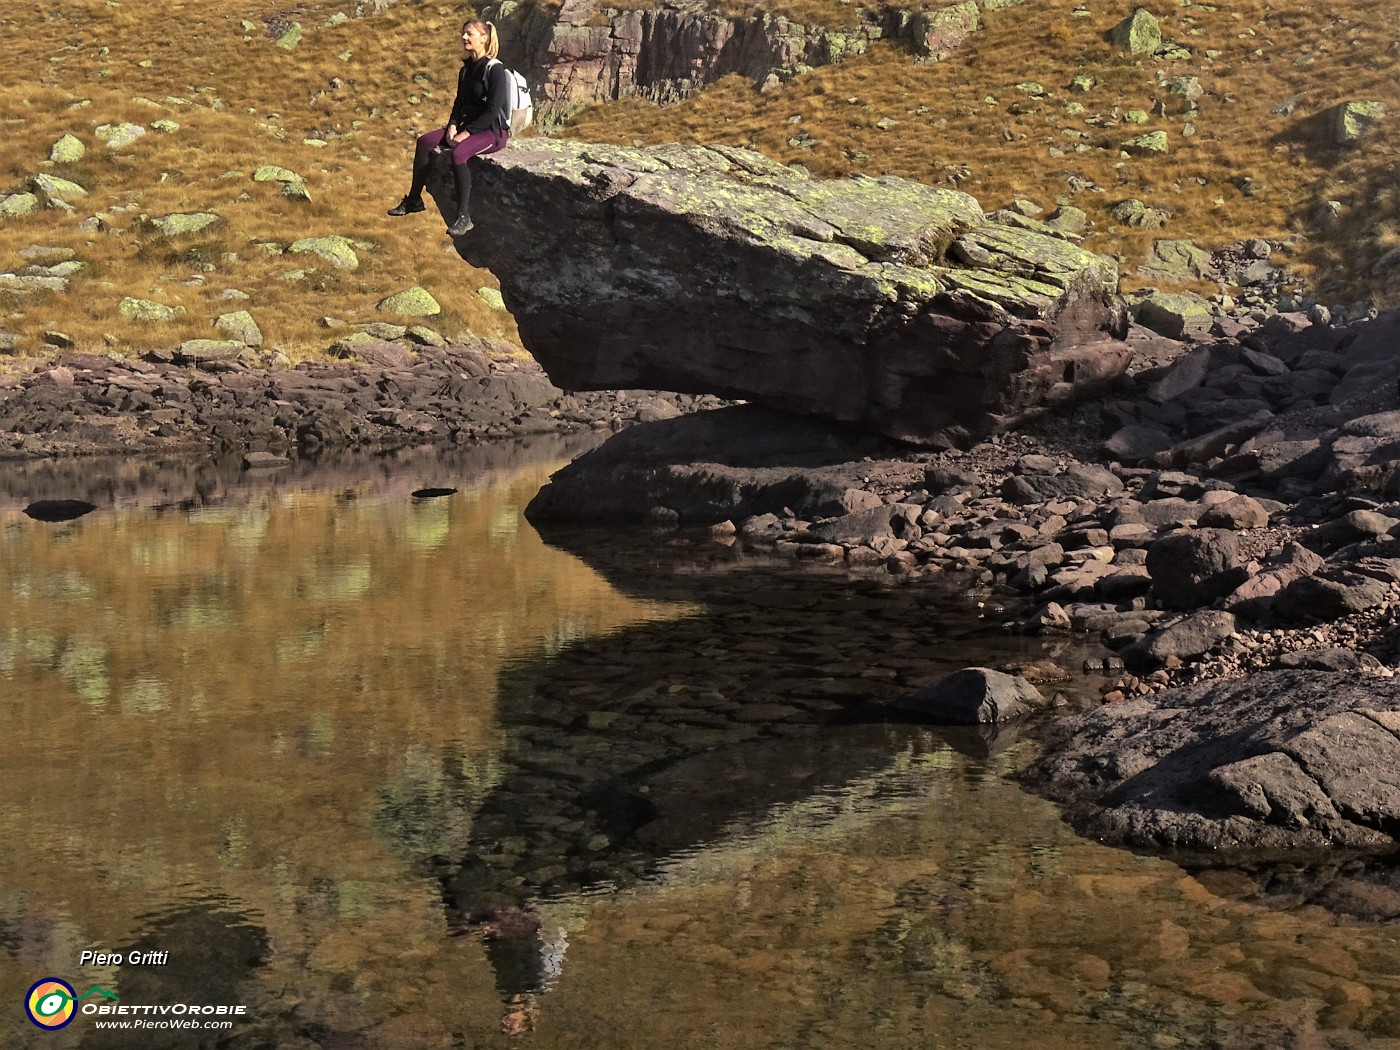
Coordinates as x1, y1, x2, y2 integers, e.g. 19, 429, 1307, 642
4, 0, 1400, 362
0, 0, 524, 359
563, 0, 1400, 305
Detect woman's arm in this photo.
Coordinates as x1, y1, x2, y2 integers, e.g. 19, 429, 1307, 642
447, 62, 472, 141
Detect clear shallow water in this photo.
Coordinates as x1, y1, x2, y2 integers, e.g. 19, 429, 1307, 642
3, 445, 1400, 1049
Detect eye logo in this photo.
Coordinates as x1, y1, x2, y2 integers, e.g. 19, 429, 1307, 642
25, 979, 77, 1030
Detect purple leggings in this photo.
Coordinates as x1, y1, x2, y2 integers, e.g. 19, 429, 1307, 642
417, 126, 508, 166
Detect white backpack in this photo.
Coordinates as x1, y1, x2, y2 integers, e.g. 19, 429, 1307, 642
487, 58, 533, 133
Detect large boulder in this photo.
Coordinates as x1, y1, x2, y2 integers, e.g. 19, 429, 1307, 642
443, 139, 1130, 446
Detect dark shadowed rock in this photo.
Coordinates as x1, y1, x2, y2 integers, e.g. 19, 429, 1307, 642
923, 463, 980, 493
526, 404, 899, 526
23, 499, 98, 522
892, 667, 1045, 724
810, 503, 921, 546
1276, 648, 1385, 673
1310, 508, 1400, 550
438, 139, 1130, 445
1198, 494, 1270, 530
1146, 529, 1247, 609
1147, 345, 1212, 402
1123, 609, 1236, 669
1103, 424, 1173, 463
1226, 541, 1324, 618
1273, 570, 1389, 623
1023, 671, 1400, 854
1001, 464, 1123, 504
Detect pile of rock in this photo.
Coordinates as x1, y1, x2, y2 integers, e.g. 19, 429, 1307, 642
530, 305, 1400, 691
523, 302, 1400, 855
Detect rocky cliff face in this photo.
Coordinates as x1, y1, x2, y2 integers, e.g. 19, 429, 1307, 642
436, 139, 1130, 446
482, 0, 1010, 124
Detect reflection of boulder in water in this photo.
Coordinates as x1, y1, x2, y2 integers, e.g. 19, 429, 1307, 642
410, 487, 457, 499
432, 555, 1065, 1001
1190, 857, 1400, 922
24, 498, 97, 522
437, 566, 1037, 925
373, 743, 500, 863
79, 899, 269, 1050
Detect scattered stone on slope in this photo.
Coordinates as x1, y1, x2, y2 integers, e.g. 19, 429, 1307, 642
31, 174, 88, 201
1141, 239, 1213, 280
0, 193, 39, 218
252, 165, 311, 202
118, 297, 183, 322
214, 311, 263, 347
275, 22, 303, 50
94, 122, 145, 149
147, 212, 221, 237
49, 134, 86, 163
1334, 101, 1386, 146
289, 236, 359, 271
378, 287, 440, 316
1109, 8, 1161, 55
1131, 290, 1213, 341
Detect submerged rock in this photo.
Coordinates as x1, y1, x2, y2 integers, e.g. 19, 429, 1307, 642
893, 667, 1045, 724
24, 499, 98, 522
444, 139, 1130, 446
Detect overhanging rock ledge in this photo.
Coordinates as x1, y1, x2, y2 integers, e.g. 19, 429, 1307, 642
438, 139, 1132, 446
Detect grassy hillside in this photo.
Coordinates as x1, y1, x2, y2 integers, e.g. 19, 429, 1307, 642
0, 0, 522, 360
3, 0, 1399, 363
564, 0, 1400, 308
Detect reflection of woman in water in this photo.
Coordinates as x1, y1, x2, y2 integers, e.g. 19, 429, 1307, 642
476, 900, 584, 1035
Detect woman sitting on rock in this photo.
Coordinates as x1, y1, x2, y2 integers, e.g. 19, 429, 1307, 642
388, 19, 511, 236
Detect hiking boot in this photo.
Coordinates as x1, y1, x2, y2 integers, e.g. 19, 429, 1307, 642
387, 196, 425, 216
446, 214, 474, 236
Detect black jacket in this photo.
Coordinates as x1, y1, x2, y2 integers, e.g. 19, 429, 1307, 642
450, 57, 511, 135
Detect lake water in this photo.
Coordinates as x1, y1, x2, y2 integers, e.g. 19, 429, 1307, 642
4, 440, 1400, 1049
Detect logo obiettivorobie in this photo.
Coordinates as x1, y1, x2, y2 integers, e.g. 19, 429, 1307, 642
24, 978, 119, 1030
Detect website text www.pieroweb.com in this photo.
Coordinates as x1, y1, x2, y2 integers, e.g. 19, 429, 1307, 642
24, 976, 249, 1033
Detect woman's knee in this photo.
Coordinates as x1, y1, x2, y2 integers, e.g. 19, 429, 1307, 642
416, 128, 446, 154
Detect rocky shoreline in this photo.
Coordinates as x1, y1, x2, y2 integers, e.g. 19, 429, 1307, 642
525, 303, 1400, 860
14, 297, 1400, 863
0, 336, 724, 460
